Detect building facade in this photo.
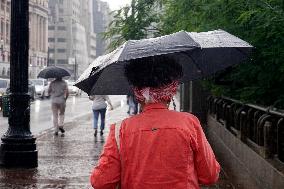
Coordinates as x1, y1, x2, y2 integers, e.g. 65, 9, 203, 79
89, 33, 96, 62
81, 0, 96, 65
0, 0, 10, 78
0, 0, 48, 79
29, 0, 49, 79
48, 0, 96, 80
92, 0, 111, 57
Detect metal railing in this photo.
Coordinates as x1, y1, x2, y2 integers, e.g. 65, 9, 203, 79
207, 96, 284, 163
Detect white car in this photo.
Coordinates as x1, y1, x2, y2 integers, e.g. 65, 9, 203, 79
43, 81, 51, 99
0, 79, 9, 97
30, 79, 49, 98
0, 79, 9, 111
67, 81, 81, 96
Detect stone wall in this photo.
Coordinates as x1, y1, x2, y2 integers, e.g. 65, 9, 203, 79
206, 115, 284, 189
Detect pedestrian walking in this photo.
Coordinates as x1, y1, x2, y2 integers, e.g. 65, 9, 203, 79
48, 77, 69, 136
89, 95, 113, 136
90, 55, 220, 189
127, 94, 138, 115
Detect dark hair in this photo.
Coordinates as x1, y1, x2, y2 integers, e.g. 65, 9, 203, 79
124, 55, 183, 88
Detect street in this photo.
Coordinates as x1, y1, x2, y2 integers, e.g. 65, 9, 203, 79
0, 94, 126, 137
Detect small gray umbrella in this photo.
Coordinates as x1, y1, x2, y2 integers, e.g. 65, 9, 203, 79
75, 29, 253, 95
38, 66, 71, 79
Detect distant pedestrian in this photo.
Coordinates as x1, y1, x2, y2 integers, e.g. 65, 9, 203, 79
91, 55, 220, 189
89, 95, 113, 136
48, 77, 69, 136
127, 94, 138, 115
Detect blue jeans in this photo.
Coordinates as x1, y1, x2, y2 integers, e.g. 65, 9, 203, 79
92, 108, 106, 130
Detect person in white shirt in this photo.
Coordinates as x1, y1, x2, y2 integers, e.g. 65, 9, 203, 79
89, 95, 113, 136
48, 78, 69, 136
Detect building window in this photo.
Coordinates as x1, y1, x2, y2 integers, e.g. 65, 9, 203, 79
57, 26, 66, 30
57, 59, 67, 64
57, 38, 66, 42
59, 8, 64, 13
59, 17, 64, 22
1, 1, 4, 11
49, 59, 54, 64
6, 22, 9, 42
49, 48, 55, 53
48, 26, 55, 30
57, 49, 66, 53
40, 58, 43, 66
48, 38, 55, 42
6, 3, 10, 12
1, 20, 4, 34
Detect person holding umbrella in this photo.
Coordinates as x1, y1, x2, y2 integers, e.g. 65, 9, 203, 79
90, 55, 220, 189
48, 77, 69, 136
38, 66, 71, 136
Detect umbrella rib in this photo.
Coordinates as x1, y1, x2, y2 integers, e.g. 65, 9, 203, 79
117, 42, 128, 62
180, 51, 204, 76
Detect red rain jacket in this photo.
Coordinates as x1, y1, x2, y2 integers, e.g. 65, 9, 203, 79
91, 103, 220, 189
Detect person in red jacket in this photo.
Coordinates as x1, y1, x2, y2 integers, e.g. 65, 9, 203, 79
90, 55, 220, 189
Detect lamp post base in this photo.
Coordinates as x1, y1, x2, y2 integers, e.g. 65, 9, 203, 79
0, 137, 38, 168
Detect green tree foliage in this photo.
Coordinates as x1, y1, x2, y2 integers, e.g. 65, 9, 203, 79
104, 0, 284, 107
159, 0, 284, 107
103, 0, 160, 51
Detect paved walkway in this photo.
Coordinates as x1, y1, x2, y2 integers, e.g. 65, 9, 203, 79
0, 101, 237, 189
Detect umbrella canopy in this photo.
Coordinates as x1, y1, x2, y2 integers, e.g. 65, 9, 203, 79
38, 66, 71, 79
75, 29, 253, 95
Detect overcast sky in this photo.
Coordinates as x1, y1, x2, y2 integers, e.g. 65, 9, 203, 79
101, 0, 132, 10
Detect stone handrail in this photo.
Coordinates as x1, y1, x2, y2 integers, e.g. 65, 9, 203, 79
207, 96, 284, 163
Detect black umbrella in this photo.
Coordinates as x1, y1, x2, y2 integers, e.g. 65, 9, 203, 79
38, 66, 71, 79
75, 29, 253, 95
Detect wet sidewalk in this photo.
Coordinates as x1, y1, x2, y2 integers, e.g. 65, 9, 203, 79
0, 102, 236, 189
0, 103, 128, 189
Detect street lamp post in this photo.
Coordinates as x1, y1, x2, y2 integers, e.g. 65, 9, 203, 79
0, 0, 37, 168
